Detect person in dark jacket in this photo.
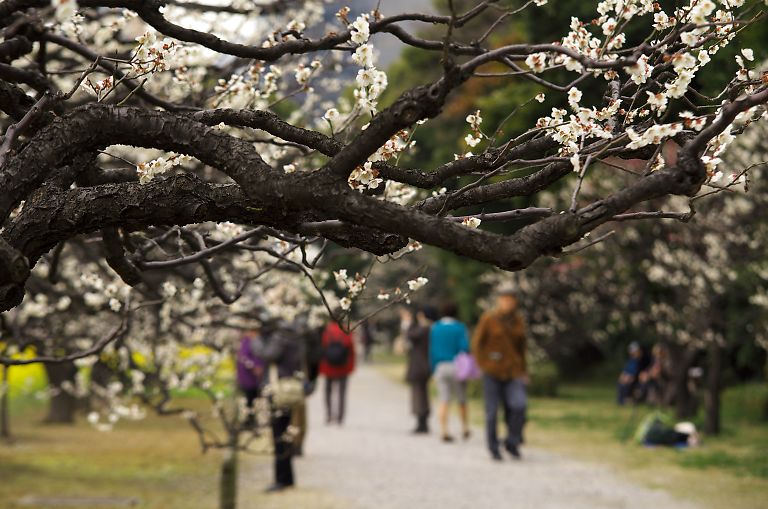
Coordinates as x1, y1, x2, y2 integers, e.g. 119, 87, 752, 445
319, 320, 356, 424
258, 320, 305, 492
291, 323, 322, 456
406, 305, 438, 434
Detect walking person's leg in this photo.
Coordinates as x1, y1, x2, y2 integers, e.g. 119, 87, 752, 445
483, 375, 502, 459
503, 378, 527, 458
324, 376, 333, 423
411, 380, 429, 433
458, 381, 470, 439
243, 388, 259, 427
269, 408, 294, 490
337, 376, 348, 424
291, 400, 307, 456
435, 363, 453, 441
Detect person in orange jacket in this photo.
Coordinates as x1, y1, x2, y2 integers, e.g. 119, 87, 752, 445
472, 288, 528, 461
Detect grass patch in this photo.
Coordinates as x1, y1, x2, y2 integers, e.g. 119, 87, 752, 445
0, 396, 341, 509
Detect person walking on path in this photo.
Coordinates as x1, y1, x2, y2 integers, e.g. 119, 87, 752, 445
406, 305, 438, 434
320, 319, 356, 425
291, 322, 323, 456
258, 320, 306, 492
236, 329, 265, 427
429, 302, 471, 443
472, 289, 528, 460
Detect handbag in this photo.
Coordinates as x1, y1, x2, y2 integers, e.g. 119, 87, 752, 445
268, 365, 304, 410
454, 352, 481, 381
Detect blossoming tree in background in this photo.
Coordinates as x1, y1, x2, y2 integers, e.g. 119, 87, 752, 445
489, 115, 768, 434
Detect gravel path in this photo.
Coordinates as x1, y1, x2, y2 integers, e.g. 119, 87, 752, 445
246, 365, 699, 509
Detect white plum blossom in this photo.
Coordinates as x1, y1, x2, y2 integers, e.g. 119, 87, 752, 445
352, 44, 375, 68
407, 277, 429, 291
646, 91, 669, 115
350, 14, 370, 45
464, 134, 481, 148
626, 55, 653, 85
466, 111, 483, 130
348, 161, 382, 191
567, 87, 582, 110
525, 53, 547, 73
136, 153, 192, 184
570, 153, 581, 173
52, 0, 77, 22
680, 32, 698, 46
286, 19, 306, 32
323, 108, 341, 124
653, 11, 675, 30
462, 217, 482, 228
294, 64, 313, 87
626, 123, 684, 150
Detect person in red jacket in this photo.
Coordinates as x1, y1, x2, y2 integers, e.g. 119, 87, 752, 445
319, 320, 356, 424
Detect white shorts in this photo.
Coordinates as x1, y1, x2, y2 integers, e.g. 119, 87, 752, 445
434, 362, 467, 404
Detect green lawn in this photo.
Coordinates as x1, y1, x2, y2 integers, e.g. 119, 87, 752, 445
376, 355, 768, 509
0, 394, 339, 509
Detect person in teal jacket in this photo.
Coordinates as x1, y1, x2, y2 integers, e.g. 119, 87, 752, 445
429, 302, 470, 442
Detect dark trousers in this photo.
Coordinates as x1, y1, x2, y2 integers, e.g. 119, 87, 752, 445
271, 409, 294, 486
410, 380, 430, 418
324, 376, 348, 423
242, 387, 260, 425
617, 381, 635, 405
483, 375, 527, 453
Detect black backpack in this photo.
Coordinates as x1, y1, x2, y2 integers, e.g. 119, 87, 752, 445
324, 336, 350, 366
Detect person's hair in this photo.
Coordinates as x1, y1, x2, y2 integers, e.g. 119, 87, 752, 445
440, 301, 459, 318
420, 304, 439, 322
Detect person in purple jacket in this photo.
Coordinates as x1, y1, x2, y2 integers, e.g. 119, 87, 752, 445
237, 328, 265, 427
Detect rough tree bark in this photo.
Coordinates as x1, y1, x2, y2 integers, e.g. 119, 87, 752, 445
0, 365, 10, 440
669, 346, 699, 420
44, 361, 78, 424
219, 441, 238, 509
704, 343, 723, 435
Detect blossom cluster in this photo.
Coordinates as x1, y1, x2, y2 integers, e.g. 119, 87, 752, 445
464, 110, 484, 150
136, 153, 193, 184
133, 31, 178, 76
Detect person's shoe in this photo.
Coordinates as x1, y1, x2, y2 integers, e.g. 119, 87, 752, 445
412, 418, 429, 434
462, 429, 471, 441
264, 483, 292, 493
505, 443, 521, 459
490, 450, 503, 461
441, 434, 455, 443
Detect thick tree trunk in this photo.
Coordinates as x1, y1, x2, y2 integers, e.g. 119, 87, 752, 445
1, 366, 10, 440
219, 443, 238, 509
704, 343, 723, 435
44, 362, 78, 424
668, 346, 698, 419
